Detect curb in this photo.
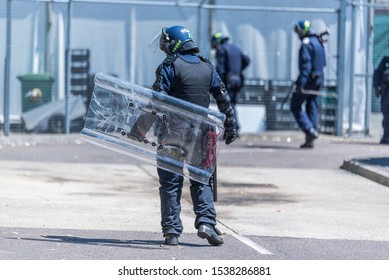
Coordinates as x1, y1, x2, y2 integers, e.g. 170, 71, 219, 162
341, 159, 389, 188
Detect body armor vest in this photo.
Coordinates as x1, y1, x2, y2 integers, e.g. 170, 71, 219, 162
170, 56, 212, 108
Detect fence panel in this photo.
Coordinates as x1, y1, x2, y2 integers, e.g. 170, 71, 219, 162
1, 0, 387, 137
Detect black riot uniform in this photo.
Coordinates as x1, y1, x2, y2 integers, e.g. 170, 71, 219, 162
291, 20, 326, 148
373, 56, 389, 144
151, 25, 237, 246
211, 32, 250, 135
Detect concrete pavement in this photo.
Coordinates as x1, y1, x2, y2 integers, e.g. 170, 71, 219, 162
1, 131, 389, 259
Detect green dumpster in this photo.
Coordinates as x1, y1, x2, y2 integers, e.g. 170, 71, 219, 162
17, 73, 54, 112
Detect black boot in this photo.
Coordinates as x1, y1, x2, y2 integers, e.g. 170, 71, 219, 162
300, 128, 319, 149
197, 223, 224, 246
164, 234, 179, 246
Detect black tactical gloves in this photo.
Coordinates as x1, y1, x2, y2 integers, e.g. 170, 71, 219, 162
224, 127, 237, 145
223, 116, 237, 145
375, 86, 382, 97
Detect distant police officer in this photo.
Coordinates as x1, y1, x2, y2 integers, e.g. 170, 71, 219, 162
150, 26, 237, 246
373, 55, 389, 144
291, 20, 326, 148
211, 32, 250, 136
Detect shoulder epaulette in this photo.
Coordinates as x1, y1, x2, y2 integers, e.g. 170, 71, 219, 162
198, 55, 211, 64
163, 54, 178, 65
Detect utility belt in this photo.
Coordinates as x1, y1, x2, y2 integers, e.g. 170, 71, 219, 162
225, 72, 243, 89
225, 72, 241, 80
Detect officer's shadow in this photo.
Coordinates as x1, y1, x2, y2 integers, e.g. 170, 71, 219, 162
9, 235, 208, 249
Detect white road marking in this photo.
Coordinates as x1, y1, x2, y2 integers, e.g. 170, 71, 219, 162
229, 232, 273, 255
218, 221, 273, 255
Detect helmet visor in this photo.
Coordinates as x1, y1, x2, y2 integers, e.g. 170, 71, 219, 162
148, 30, 162, 53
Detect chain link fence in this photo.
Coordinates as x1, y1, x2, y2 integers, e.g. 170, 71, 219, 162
1, 0, 388, 137
372, 6, 389, 112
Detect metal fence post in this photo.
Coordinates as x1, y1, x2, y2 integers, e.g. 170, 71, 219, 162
365, 0, 375, 136
3, 0, 12, 136
65, 0, 73, 134
348, 1, 357, 137
337, 0, 348, 137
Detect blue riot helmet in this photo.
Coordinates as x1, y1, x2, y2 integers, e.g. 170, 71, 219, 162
294, 19, 311, 39
157, 25, 199, 55
211, 32, 229, 49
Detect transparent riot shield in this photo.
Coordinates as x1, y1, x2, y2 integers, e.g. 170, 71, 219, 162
80, 72, 226, 185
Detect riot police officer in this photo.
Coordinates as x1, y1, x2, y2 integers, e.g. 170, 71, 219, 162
150, 25, 237, 246
291, 20, 326, 148
211, 32, 250, 136
373, 55, 389, 144
373, 54, 389, 145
